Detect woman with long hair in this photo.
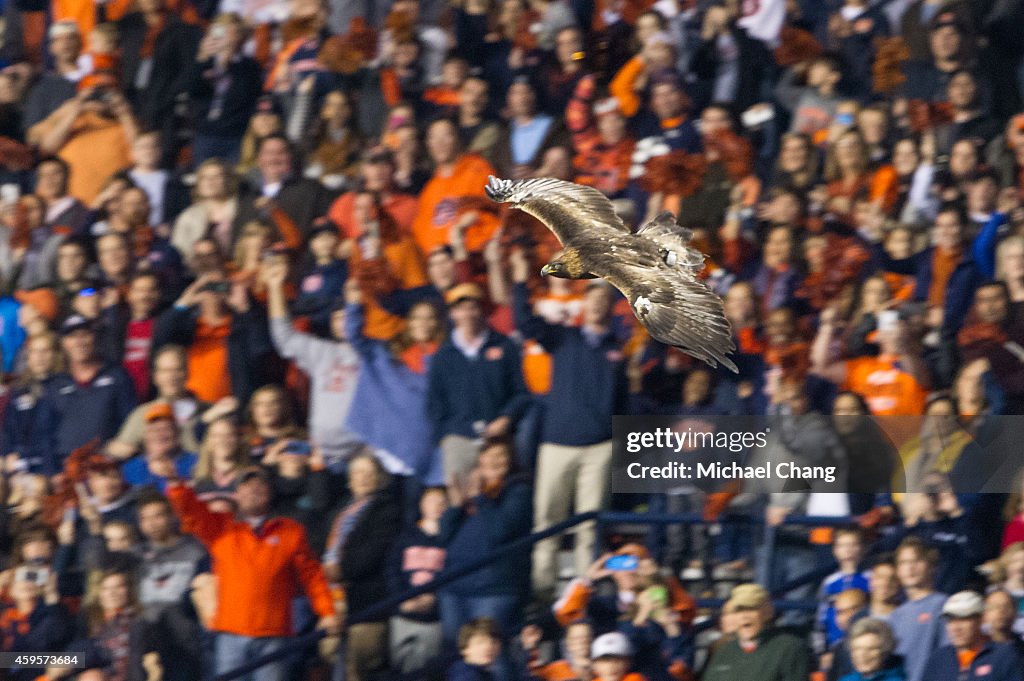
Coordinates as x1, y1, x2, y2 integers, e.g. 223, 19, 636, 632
323, 449, 401, 681
771, 133, 819, 191
345, 279, 445, 484
348, 189, 428, 340
77, 568, 160, 681
191, 416, 250, 504
832, 390, 900, 513
304, 90, 364, 189
237, 100, 284, 177
244, 384, 304, 464
2, 331, 63, 475
171, 158, 242, 259
843, 275, 893, 357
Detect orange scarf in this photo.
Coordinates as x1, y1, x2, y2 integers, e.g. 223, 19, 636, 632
140, 14, 167, 59
928, 247, 961, 307
399, 341, 438, 374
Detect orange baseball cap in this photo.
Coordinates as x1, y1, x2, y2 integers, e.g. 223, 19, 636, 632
14, 288, 59, 322
144, 403, 175, 423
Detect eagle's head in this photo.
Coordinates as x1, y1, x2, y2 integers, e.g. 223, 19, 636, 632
542, 249, 588, 279
540, 261, 568, 278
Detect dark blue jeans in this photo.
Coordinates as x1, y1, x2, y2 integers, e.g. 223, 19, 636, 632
437, 592, 520, 645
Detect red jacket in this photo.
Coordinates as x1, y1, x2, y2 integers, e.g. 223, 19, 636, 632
167, 483, 334, 637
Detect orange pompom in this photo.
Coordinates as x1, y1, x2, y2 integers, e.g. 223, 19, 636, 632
704, 129, 754, 182
319, 18, 378, 74
872, 36, 911, 94
774, 26, 823, 68
906, 99, 954, 133
640, 151, 708, 197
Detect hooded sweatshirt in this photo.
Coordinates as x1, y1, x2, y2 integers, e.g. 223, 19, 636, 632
270, 316, 362, 470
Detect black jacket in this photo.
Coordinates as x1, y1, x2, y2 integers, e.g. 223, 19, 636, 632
118, 13, 202, 130
152, 304, 277, 405
188, 56, 263, 138
328, 488, 402, 620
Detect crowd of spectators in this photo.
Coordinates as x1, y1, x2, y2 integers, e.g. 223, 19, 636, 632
0, 0, 1020, 679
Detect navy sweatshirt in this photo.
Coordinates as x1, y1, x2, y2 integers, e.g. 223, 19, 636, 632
440, 477, 532, 598
44, 365, 137, 460
1, 383, 60, 474
922, 641, 1022, 681
513, 283, 630, 445
386, 524, 447, 622
425, 329, 530, 442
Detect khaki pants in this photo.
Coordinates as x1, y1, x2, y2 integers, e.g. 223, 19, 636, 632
531, 441, 613, 594
441, 435, 481, 480
346, 622, 388, 681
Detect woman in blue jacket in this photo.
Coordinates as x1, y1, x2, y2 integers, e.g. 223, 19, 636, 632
438, 438, 532, 648
1, 332, 60, 474
344, 281, 446, 485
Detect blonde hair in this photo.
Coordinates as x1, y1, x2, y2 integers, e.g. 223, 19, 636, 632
232, 219, 273, 270
194, 416, 250, 480
192, 158, 240, 201
824, 130, 869, 183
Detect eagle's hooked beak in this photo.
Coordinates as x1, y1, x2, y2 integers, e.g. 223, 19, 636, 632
540, 264, 554, 277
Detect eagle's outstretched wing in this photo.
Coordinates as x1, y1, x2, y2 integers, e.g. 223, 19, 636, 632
605, 260, 738, 372
485, 176, 628, 245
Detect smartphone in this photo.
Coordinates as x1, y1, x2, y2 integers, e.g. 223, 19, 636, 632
283, 440, 312, 456
604, 555, 639, 572
14, 565, 50, 587
201, 281, 231, 294
0, 183, 20, 205
877, 309, 899, 332
647, 585, 669, 607
835, 112, 855, 126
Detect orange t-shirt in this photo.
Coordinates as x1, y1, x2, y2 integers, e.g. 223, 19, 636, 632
186, 317, 232, 402
350, 236, 428, 340
844, 355, 928, 416
52, 0, 133, 37
58, 112, 133, 204
411, 154, 500, 256
328, 192, 418, 240
534, 660, 586, 681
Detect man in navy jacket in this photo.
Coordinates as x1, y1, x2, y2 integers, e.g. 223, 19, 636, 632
922, 591, 1023, 681
426, 283, 530, 480
510, 250, 631, 597
44, 315, 137, 462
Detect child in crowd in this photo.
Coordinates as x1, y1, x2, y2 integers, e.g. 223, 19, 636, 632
78, 23, 120, 76
590, 632, 647, 681
819, 528, 870, 649
449, 617, 502, 681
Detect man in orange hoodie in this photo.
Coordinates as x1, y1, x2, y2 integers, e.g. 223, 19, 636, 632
158, 462, 339, 681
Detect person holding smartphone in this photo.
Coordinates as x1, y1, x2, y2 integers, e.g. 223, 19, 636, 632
152, 271, 276, 405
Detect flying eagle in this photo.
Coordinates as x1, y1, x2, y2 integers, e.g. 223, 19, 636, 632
485, 176, 737, 372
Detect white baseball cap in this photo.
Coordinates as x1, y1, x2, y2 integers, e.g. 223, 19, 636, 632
942, 591, 984, 619
48, 20, 80, 39
591, 632, 634, 659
